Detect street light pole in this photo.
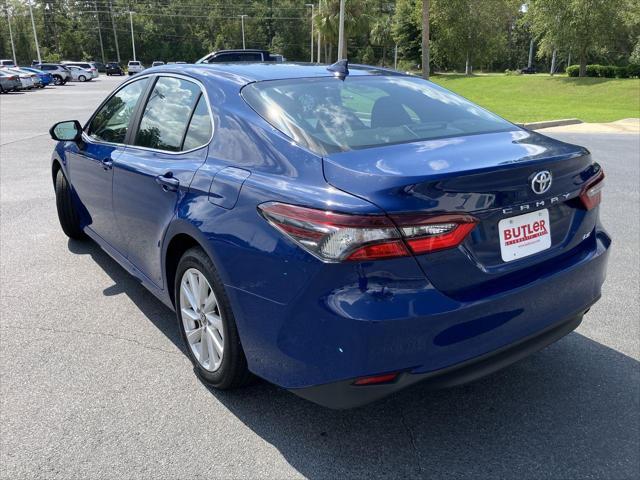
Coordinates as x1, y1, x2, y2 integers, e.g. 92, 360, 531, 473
305, 4, 314, 63
239, 15, 247, 50
28, 0, 41, 64
129, 10, 136, 61
337, 0, 345, 60
5, 5, 17, 66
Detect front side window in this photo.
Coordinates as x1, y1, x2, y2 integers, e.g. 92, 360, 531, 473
88, 77, 149, 144
242, 76, 516, 155
134, 77, 202, 151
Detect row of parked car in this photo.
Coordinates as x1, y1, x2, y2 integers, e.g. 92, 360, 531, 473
0, 59, 103, 93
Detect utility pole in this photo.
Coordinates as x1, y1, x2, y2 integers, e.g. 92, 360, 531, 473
109, 1, 121, 62
95, 1, 105, 64
337, 0, 345, 60
305, 4, 314, 62
129, 10, 136, 61
5, 4, 17, 66
550, 48, 557, 75
28, 0, 41, 64
527, 39, 534, 68
239, 15, 247, 49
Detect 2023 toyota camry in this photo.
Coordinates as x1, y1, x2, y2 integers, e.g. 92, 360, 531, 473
49, 62, 610, 408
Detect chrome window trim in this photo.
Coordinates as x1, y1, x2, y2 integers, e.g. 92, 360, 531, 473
83, 72, 215, 155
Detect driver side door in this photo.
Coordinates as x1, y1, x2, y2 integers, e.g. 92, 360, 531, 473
66, 77, 149, 249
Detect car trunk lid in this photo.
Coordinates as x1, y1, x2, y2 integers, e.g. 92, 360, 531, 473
322, 130, 601, 299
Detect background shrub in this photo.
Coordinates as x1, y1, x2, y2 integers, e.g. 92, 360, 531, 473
566, 65, 580, 77
628, 64, 640, 77
615, 66, 630, 78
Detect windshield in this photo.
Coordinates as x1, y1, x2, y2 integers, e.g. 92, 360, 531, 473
242, 75, 515, 155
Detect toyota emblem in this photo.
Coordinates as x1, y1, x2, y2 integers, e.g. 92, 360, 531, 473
531, 170, 552, 195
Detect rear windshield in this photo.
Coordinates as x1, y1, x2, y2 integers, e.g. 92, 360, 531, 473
129, 62, 140, 66
242, 75, 515, 155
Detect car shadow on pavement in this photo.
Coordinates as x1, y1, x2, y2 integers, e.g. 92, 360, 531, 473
67, 238, 185, 354
68, 238, 639, 480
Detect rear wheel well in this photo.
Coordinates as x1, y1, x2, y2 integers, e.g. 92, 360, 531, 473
165, 233, 202, 306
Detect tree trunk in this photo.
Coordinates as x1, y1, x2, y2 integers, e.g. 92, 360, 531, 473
382, 46, 386, 67
465, 52, 472, 75
550, 49, 557, 76
421, 0, 430, 79
579, 50, 587, 77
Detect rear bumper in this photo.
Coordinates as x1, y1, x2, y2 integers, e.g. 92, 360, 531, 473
227, 227, 610, 405
291, 312, 585, 409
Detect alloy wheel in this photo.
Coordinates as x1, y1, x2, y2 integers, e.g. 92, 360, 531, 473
180, 268, 225, 372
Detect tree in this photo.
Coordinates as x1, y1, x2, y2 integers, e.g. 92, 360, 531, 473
527, 0, 627, 77
392, 0, 420, 66
370, 14, 393, 66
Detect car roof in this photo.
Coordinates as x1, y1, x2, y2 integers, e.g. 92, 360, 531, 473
152, 62, 406, 85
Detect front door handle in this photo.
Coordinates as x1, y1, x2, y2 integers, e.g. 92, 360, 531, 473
100, 158, 113, 170
155, 173, 180, 192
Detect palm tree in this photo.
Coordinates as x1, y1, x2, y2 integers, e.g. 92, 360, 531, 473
371, 15, 393, 66
315, 0, 371, 62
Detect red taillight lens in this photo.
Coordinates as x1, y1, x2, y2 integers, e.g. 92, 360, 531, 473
353, 372, 399, 385
258, 202, 405, 262
391, 214, 478, 254
579, 171, 605, 210
258, 202, 478, 262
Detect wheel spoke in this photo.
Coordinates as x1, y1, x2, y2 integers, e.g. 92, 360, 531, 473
208, 327, 224, 360
181, 307, 199, 321
206, 328, 218, 364
202, 291, 217, 315
197, 273, 209, 306
181, 279, 198, 311
205, 312, 223, 332
187, 271, 200, 308
185, 326, 202, 344
199, 327, 209, 364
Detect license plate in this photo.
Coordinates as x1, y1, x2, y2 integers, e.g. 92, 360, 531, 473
499, 209, 551, 262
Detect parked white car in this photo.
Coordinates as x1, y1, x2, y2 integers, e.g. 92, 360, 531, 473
62, 61, 98, 78
66, 65, 93, 82
0, 59, 16, 67
127, 60, 144, 75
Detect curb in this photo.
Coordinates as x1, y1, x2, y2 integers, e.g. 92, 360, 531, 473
518, 118, 583, 130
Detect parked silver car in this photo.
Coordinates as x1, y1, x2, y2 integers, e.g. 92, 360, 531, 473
66, 65, 93, 82
34, 64, 71, 85
1, 68, 35, 90
62, 61, 98, 78
0, 70, 21, 92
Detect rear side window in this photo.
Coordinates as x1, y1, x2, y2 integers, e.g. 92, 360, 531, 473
134, 77, 202, 151
88, 77, 149, 144
182, 95, 213, 150
242, 76, 515, 155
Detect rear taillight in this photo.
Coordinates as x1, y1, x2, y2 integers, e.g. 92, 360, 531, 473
390, 214, 479, 254
579, 170, 605, 210
353, 372, 399, 385
258, 202, 477, 262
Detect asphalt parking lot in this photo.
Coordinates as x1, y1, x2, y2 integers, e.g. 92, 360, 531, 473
1, 76, 638, 479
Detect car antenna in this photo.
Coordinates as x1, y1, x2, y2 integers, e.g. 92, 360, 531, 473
327, 59, 349, 80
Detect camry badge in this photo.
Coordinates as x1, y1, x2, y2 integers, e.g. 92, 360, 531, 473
531, 170, 552, 195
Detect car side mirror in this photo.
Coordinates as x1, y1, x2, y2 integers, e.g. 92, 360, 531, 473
50, 120, 82, 142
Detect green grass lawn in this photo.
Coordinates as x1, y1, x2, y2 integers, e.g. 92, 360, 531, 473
430, 75, 640, 123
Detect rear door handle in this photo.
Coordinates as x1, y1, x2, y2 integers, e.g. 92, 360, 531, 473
100, 158, 113, 170
155, 173, 180, 192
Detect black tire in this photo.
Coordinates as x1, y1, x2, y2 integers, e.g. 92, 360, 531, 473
53, 75, 62, 85
79, 75, 86, 82
54, 169, 85, 240
175, 247, 252, 389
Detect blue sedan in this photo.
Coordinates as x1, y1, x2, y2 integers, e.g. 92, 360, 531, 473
48, 62, 610, 408
20, 67, 53, 87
